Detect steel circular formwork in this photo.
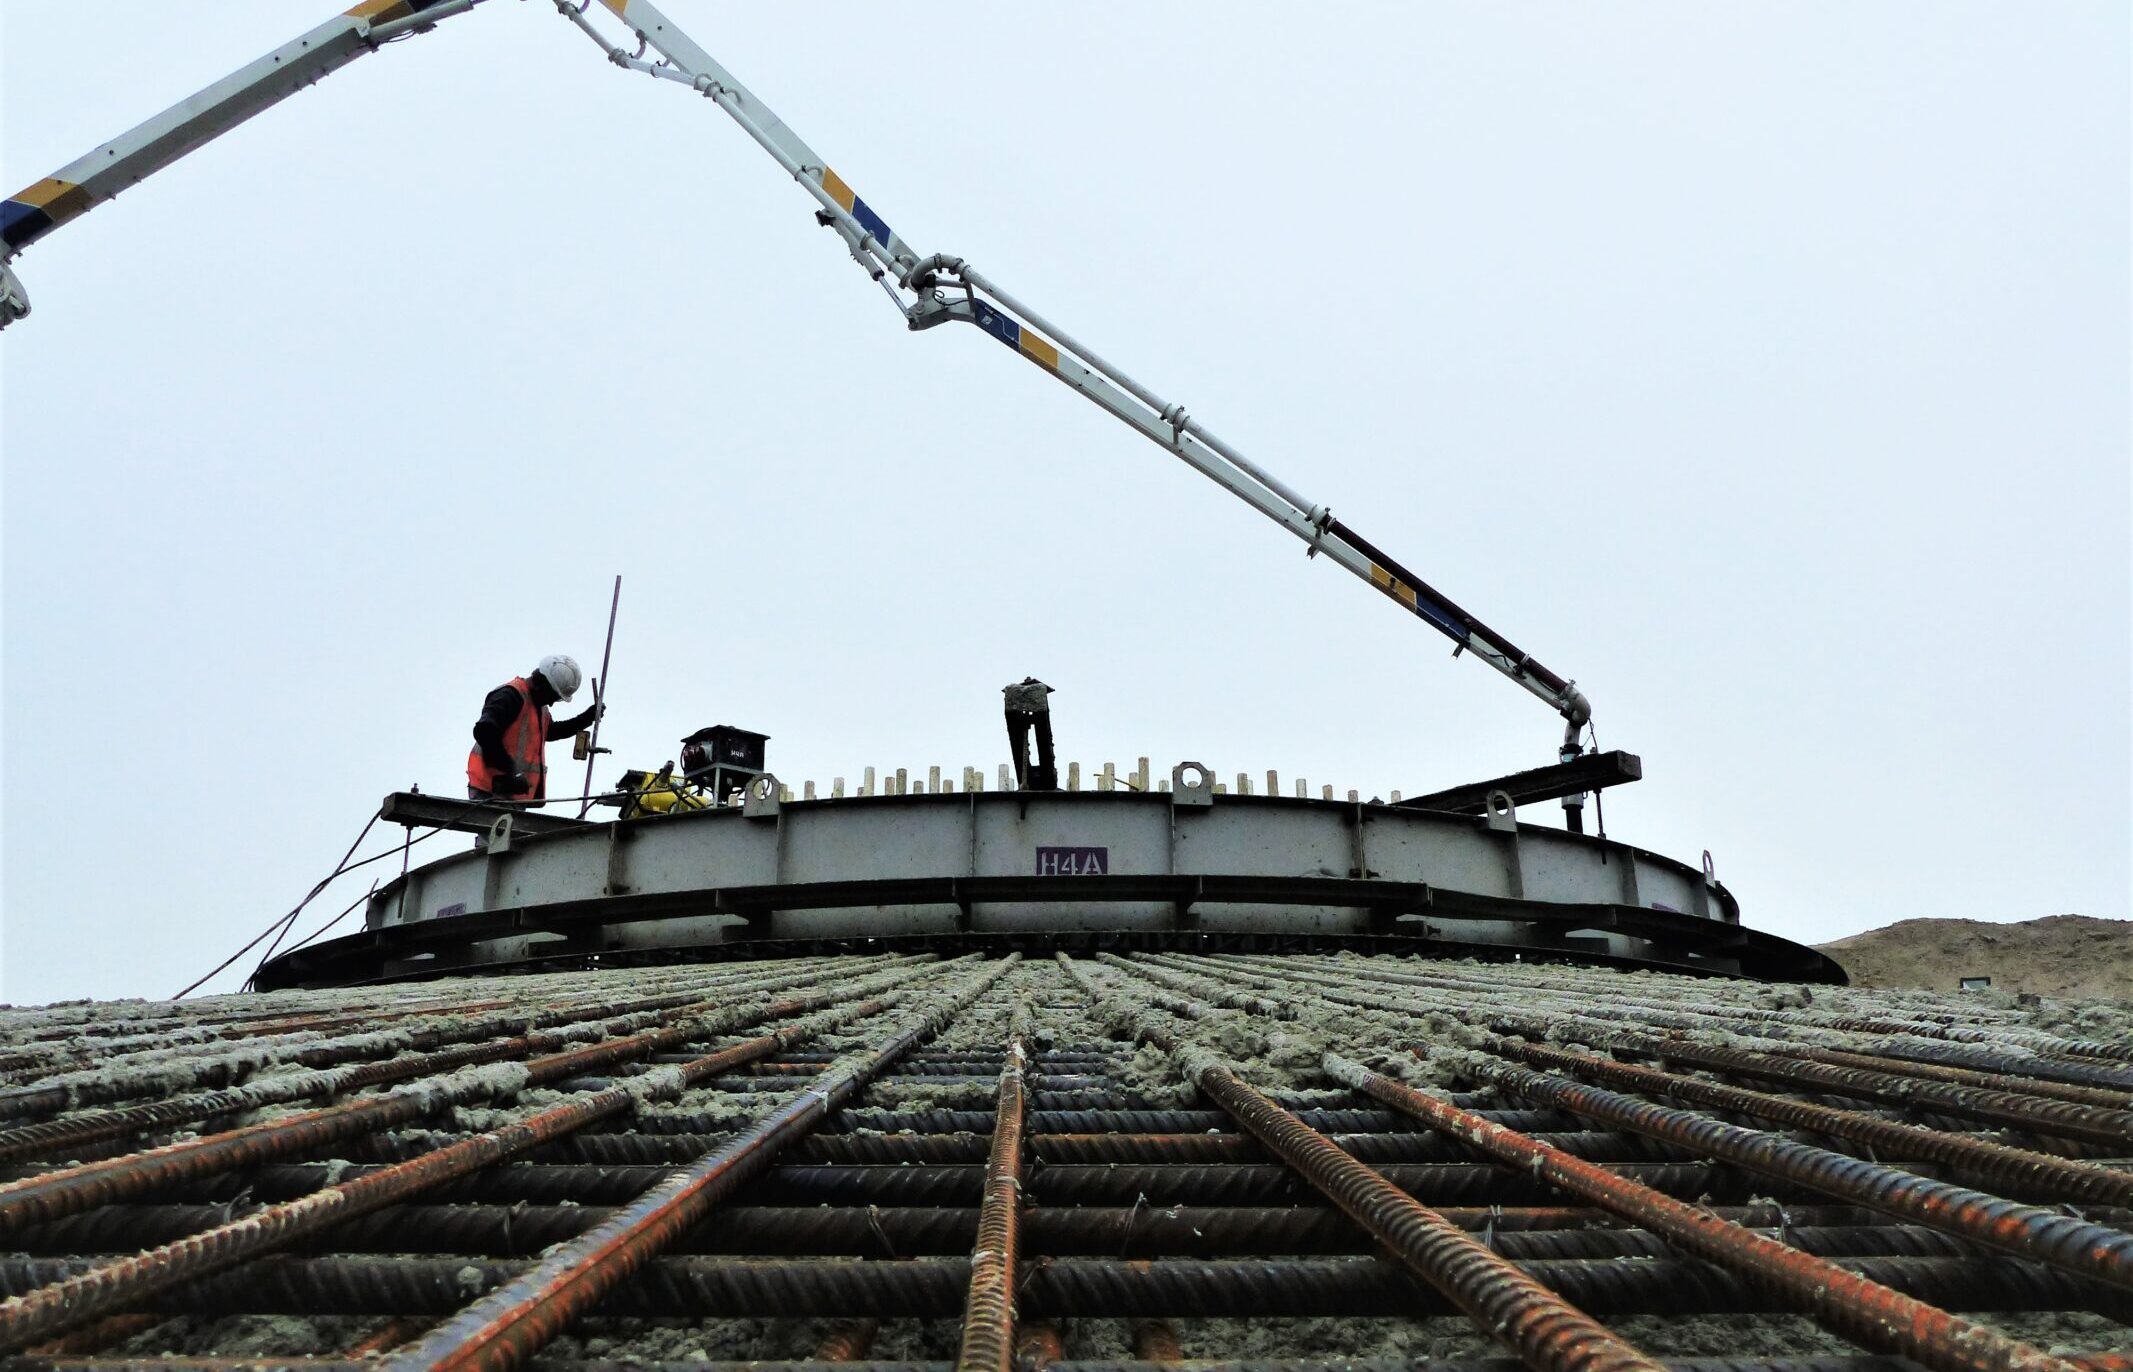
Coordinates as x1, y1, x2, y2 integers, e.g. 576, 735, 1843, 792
257, 773, 1841, 989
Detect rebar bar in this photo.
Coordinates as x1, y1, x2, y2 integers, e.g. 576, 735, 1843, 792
1157, 955, 2133, 1280
379, 955, 1019, 1372
1480, 1035, 2133, 1214
0, 962, 883, 1127
17, 1201, 1949, 1261
952, 1002, 1032, 1372
0, 978, 926, 1351
2, 947, 2127, 1368
1769, 1044, 2133, 1111
1058, 955, 1665, 1372
1321, 1052, 2084, 1372
810, 1321, 881, 1362
1, 1358, 2129, 1372
0, 962, 931, 1235
1163, 952, 2133, 1166
0, 1253, 2115, 1320
1602, 1033, 2133, 1150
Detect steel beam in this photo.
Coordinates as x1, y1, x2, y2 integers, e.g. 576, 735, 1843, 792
379, 793, 589, 839
1397, 751, 1643, 815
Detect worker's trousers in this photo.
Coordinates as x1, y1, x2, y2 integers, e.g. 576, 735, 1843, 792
1006, 708, 1057, 790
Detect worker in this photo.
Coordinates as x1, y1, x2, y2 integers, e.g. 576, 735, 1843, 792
1003, 677, 1058, 791
467, 654, 603, 804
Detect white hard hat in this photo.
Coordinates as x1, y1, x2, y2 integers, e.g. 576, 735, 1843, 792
537, 653, 583, 701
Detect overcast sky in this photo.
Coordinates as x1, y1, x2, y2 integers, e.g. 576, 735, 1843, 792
3, 4, 2126, 1005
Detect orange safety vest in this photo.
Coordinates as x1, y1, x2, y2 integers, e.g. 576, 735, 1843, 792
466, 676, 552, 799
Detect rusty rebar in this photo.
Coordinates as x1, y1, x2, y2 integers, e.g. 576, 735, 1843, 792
1171, 953, 2133, 1160
1326, 1051, 2084, 1372
1848, 1036, 2133, 1093
0, 961, 865, 1125
0, 1252, 2117, 1320
0, 1355, 2128, 1372
1483, 1034, 2133, 1224
1607, 1032, 2133, 1149
953, 1003, 1033, 1372
1167, 952, 2133, 1279
1057, 955, 1663, 1372
1129, 1319, 1183, 1361
376, 955, 1018, 1372
810, 1320, 880, 1361
16, 1156, 1754, 1211
1457, 1041, 2133, 1293
0, 962, 927, 1234
0, 984, 919, 1352
6, 948, 2129, 1368
1094, 953, 1295, 1019
1207, 952, 2115, 1070
1122, 954, 2133, 1305
340, 1318, 433, 1358
22, 1200, 1947, 1261
1014, 1321, 1065, 1370
0, 1023, 619, 1169
1773, 1043, 2133, 1111
19, 1314, 161, 1357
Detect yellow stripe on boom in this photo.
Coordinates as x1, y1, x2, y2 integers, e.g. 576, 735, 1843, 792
600, 0, 632, 16
344, 0, 415, 19
1018, 331, 1060, 370
1370, 564, 1419, 609
820, 169, 857, 213
10, 178, 90, 225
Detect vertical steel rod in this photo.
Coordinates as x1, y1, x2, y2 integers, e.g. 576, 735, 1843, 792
577, 575, 621, 818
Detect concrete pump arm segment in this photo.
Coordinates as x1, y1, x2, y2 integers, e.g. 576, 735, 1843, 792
2, 0, 1595, 761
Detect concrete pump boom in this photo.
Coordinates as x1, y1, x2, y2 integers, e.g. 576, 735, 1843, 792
2, 0, 1595, 771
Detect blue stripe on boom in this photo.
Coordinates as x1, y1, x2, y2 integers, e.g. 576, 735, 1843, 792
1412, 595, 1469, 641
972, 302, 1021, 350
849, 196, 892, 247
0, 201, 53, 253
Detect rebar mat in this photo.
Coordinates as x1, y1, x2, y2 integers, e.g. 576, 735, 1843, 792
0, 952, 2124, 1372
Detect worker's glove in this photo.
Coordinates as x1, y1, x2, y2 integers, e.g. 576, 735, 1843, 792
490, 772, 531, 798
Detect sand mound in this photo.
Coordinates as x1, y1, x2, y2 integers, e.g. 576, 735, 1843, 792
1817, 913, 2132, 1001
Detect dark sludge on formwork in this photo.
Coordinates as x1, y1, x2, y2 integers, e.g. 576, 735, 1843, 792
0, 951, 2127, 1371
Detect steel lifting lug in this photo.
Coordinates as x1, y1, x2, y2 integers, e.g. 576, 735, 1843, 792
743, 774, 783, 819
